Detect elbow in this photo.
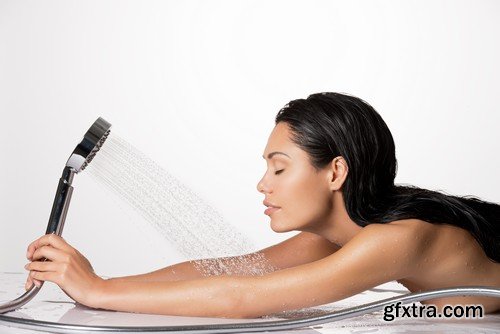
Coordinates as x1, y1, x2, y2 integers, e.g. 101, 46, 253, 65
218, 277, 263, 319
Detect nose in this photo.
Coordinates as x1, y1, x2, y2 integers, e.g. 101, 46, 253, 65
256, 176, 270, 194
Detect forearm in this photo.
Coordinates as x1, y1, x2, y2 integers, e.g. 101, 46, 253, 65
106, 253, 277, 283
91, 259, 345, 320
90, 275, 246, 318
105, 260, 203, 283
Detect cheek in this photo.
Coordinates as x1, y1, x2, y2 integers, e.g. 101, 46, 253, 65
296, 186, 330, 222
280, 172, 331, 223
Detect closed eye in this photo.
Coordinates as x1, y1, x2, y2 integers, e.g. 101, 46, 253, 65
275, 169, 284, 175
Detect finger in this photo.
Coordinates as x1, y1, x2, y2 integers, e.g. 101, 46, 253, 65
25, 261, 58, 273
32, 245, 68, 262
25, 274, 31, 290
25, 279, 32, 290
27, 236, 46, 260
25, 276, 41, 290
25, 259, 47, 290
30, 270, 57, 286
27, 234, 71, 260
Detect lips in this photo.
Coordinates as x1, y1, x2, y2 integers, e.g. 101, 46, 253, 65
263, 200, 281, 216
264, 207, 281, 216
263, 200, 281, 209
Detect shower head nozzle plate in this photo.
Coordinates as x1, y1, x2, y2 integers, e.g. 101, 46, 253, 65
66, 117, 112, 173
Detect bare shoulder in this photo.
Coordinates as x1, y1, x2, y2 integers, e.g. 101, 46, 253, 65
384, 218, 440, 252
348, 219, 433, 274
385, 218, 434, 229
370, 218, 436, 239
359, 218, 434, 240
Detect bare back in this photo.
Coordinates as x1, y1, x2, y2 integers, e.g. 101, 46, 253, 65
390, 219, 500, 313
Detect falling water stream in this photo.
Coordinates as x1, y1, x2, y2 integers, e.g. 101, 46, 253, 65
86, 132, 277, 276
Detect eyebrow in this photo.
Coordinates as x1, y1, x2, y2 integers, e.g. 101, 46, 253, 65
262, 151, 291, 160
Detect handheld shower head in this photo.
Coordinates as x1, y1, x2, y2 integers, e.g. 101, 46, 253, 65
0, 117, 112, 314
45, 117, 111, 235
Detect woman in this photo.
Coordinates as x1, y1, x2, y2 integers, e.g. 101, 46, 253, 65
24, 92, 500, 318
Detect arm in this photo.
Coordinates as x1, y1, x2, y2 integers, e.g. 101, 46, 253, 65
25, 231, 338, 289
89, 223, 421, 318
24, 231, 339, 307
106, 231, 340, 282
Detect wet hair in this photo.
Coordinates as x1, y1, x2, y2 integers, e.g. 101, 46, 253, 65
275, 92, 500, 263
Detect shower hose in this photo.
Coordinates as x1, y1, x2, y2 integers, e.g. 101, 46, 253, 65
0, 285, 499, 333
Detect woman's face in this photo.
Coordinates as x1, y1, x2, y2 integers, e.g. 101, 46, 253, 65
257, 122, 333, 233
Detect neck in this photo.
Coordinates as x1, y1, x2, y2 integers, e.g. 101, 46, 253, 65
308, 191, 363, 246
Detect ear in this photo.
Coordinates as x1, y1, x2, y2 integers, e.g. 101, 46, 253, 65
327, 156, 349, 191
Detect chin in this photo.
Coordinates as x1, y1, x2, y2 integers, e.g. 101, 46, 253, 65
270, 219, 295, 233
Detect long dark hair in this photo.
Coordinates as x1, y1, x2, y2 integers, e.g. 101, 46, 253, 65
275, 92, 500, 263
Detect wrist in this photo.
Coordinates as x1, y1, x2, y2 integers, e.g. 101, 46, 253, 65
87, 276, 108, 309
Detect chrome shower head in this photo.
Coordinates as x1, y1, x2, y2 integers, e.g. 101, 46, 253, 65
46, 117, 112, 235
66, 117, 112, 173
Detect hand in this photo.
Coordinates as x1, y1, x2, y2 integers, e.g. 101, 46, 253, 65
25, 234, 104, 307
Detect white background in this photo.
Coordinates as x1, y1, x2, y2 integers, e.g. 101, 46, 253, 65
1, 0, 499, 278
